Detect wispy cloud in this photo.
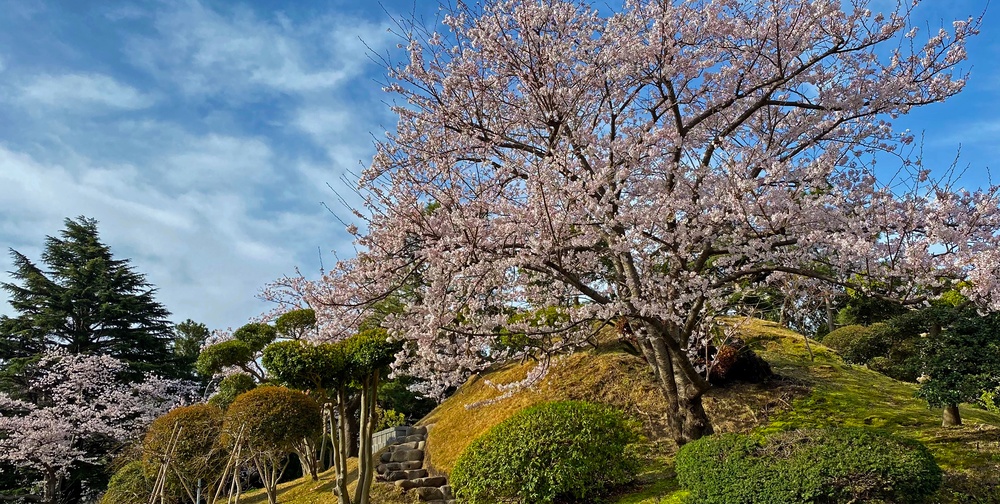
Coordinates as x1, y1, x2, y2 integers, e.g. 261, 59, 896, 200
125, 1, 389, 99
17, 73, 156, 111
0, 0, 390, 330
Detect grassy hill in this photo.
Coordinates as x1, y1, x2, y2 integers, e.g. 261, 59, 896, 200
244, 319, 1000, 503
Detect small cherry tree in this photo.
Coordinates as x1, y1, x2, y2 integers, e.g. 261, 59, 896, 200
288, 0, 1000, 446
262, 330, 396, 504
0, 351, 192, 503
222, 386, 321, 504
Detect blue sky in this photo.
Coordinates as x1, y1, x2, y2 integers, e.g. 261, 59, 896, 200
0, 0, 996, 332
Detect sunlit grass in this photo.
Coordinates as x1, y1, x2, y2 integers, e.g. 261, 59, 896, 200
240, 319, 1000, 503
239, 459, 416, 504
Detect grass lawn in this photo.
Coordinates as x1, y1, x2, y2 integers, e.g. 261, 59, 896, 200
243, 319, 1000, 503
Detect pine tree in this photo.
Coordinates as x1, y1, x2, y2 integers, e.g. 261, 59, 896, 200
0, 216, 180, 378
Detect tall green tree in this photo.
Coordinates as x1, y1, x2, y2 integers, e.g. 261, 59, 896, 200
0, 216, 178, 378
173, 318, 209, 379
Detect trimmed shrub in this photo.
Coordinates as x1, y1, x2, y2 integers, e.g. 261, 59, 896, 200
821, 325, 872, 363
232, 322, 278, 352
675, 427, 942, 504
100, 460, 156, 504
451, 400, 640, 504
223, 386, 322, 504
274, 308, 316, 339
222, 386, 321, 453
209, 372, 256, 410
196, 340, 256, 377
142, 404, 228, 499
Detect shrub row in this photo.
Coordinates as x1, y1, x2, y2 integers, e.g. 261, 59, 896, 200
675, 427, 942, 504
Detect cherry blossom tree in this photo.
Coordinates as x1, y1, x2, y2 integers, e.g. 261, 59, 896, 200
0, 351, 194, 503
283, 0, 1000, 445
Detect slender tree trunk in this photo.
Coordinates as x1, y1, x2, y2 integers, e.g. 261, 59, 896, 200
826, 296, 836, 333
346, 394, 361, 458
295, 437, 320, 481
42, 469, 57, 504
333, 388, 352, 504
357, 370, 379, 504
319, 406, 330, 471
354, 376, 369, 504
942, 404, 962, 427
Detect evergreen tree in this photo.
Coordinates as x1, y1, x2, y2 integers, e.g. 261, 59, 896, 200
173, 318, 210, 379
0, 216, 178, 378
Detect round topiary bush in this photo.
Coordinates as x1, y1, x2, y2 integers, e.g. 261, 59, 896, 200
675, 427, 942, 504
208, 372, 257, 410
223, 386, 322, 504
222, 386, 321, 453
101, 460, 157, 504
143, 403, 228, 499
821, 325, 874, 363
450, 400, 640, 504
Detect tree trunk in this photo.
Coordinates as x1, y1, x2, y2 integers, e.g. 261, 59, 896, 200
358, 370, 379, 504
643, 323, 714, 445
354, 376, 369, 504
346, 394, 361, 458
295, 437, 320, 481
42, 470, 57, 504
333, 387, 352, 504
825, 296, 836, 333
942, 404, 962, 427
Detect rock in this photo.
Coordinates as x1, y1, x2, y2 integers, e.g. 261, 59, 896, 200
417, 440, 426, 450
415, 476, 447, 487
394, 441, 421, 450
410, 426, 428, 436
440, 485, 453, 499
387, 468, 427, 481
403, 434, 425, 443
413, 487, 444, 501
380, 452, 392, 463
400, 460, 423, 470
395, 479, 421, 490
390, 449, 424, 462
377, 462, 402, 473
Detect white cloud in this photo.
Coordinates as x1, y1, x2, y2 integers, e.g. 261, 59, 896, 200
294, 107, 352, 142
126, 1, 391, 98
162, 134, 274, 188
18, 73, 155, 111
0, 0, 391, 331
0, 144, 334, 329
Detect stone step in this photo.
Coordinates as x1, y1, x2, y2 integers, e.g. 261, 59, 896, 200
412, 485, 447, 502
395, 476, 448, 491
386, 440, 422, 451
376, 460, 423, 473
399, 433, 425, 443
380, 448, 424, 463
384, 468, 428, 481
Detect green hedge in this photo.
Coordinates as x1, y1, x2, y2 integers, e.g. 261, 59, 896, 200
101, 461, 156, 504
821, 325, 867, 361
451, 400, 640, 504
675, 427, 941, 504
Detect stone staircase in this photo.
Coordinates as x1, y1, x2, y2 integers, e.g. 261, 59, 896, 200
375, 425, 455, 503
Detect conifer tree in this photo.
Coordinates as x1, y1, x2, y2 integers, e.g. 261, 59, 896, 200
1, 216, 178, 378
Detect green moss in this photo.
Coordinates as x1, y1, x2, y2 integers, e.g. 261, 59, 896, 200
222, 319, 1000, 504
